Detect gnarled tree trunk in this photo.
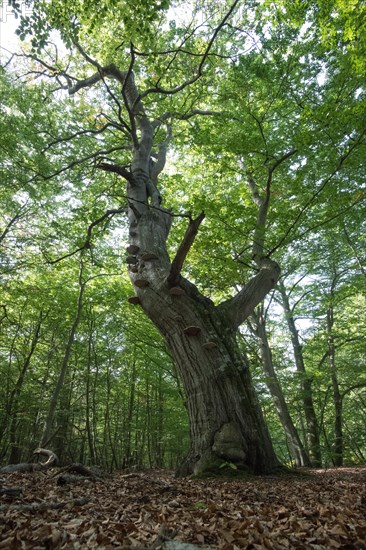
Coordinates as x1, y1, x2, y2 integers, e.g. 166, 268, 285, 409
137, 268, 279, 475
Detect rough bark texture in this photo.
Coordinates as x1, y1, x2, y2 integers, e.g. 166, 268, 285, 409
126, 208, 280, 475
138, 277, 279, 476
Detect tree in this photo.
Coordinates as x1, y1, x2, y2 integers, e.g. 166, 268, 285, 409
277, 279, 321, 466
5, 0, 284, 476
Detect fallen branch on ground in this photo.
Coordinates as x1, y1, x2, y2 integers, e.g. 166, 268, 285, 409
0, 496, 89, 513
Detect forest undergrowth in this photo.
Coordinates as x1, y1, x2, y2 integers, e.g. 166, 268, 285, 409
1, 466, 365, 549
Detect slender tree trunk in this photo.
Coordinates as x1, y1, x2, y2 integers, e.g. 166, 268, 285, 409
277, 280, 321, 467
249, 308, 310, 467
85, 313, 96, 464
327, 304, 343, 466
123, 356, 137, 468
7, 312, 43, 463
39, 261, 85, 447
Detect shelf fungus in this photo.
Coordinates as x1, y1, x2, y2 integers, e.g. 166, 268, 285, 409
134, 279, 149, 288
128, 296, 141, 305
183, 326, 202, 336
169, 286, 185, 296
126, 244, 140, 254
126, 255, 138, 265
140, 252, 159, 261
202, 341, 218, 350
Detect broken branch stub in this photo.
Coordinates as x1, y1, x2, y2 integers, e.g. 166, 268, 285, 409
33, 448, 59, 467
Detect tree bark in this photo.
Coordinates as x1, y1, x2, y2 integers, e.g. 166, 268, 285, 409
6, 312, 44, 464
138, 276, 279, 475
39, 261, 85, 448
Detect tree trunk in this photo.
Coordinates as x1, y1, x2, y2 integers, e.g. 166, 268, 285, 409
277, 280, 321, 467
327, 304, 343, 466
127, 226, 280, 475
249, 308, 311, 467
7, 312, 44, 464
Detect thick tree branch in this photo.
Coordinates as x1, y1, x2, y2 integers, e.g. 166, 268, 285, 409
97, 162, 134, 184
168, 212, 205, 286
150, 124, 172, 184
218, 257, 281, 330
248, 149, 297, 259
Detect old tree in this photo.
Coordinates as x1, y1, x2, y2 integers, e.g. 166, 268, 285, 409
7, 0, 365, 474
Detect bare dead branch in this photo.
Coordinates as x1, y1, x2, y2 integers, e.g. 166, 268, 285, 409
33, 448, 59, 467
0, 497, 89, 513
168, 212, 205, 286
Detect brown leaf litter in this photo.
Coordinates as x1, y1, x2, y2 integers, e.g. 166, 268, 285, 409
1, 467, 365, 549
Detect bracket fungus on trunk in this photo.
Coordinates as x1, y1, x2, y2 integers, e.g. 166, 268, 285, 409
140, 252, 159, 261
128, 296, 142, 305
126, 255, 138, 265
126, 244, 140, 254
169, 286, 186, 296
202, 341, 218, 350
134, 279, 150, 288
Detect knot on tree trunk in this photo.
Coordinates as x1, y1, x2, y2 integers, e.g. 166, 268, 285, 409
257, 257, 281, 279
212, 422, 247, 463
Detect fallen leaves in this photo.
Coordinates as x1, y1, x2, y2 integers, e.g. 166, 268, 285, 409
0, 467, 366, 548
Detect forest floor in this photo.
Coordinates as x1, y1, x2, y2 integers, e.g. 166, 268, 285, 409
0, 466, 365, 549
